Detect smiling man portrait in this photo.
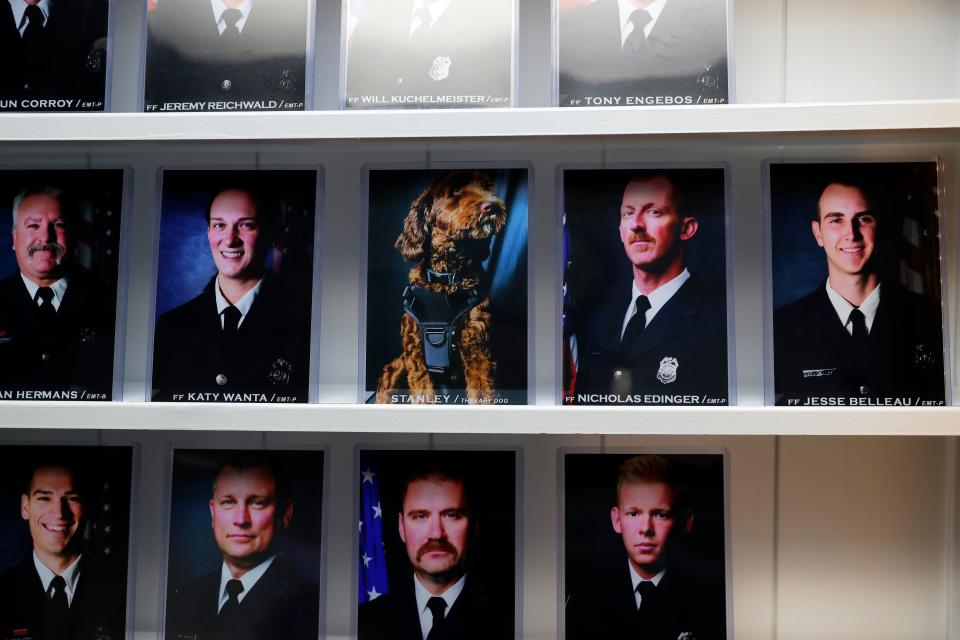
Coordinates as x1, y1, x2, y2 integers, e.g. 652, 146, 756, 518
772, 169, 945, 404
0, 458, 126, 640
0, 185, 116, 396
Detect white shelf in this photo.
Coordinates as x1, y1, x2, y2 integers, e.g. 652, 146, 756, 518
1, 402, 958, 435
1, 100, 959, 142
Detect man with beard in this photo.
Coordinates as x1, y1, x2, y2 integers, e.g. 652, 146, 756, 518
573, 172, 727, 403
358, 467, 510, 640
0, 186, 115, 396
0, 460, 125, 640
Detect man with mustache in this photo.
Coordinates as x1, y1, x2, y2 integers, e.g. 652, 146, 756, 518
0, 459, 125, 640
773, 176, 945, 404
573, 172, 727, 403
165, 458, 319, 640
0, 186, 116, 395
358, 467, 510, 640
151, 185, 311, 401
565, 455, 726, 640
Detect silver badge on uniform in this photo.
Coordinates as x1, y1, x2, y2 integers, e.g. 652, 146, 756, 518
215, 374, 228, 386
677, 633, 696, 640
79, 327, 96, 346
429, 56, 451, 82
914, 343, 935, 368
657, 357, 678, 384
268, 358, 292, 386
279, 70, 296, 92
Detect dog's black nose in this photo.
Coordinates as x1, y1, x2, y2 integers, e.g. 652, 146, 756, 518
480, 201, 499, 214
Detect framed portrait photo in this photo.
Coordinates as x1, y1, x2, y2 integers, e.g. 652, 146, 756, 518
561, 166, 731, 406
767, 160, 948, 407
556, 0, 732, 107
356, 448, 518, 640
562, 450, 729, 640
362, 167, 530, 405
0, 169, 127, 401
0, 444, 135, 640
162, 448, 325, 640
150, 168, 320, 403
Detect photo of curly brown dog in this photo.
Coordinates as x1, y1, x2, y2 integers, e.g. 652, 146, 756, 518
374, 171, 508, 404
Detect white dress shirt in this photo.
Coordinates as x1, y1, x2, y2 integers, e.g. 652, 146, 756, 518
618, 0, 667, 47
210, 0, 253, 35
409, 0, 453, 36
217, 554, 276, 612
33, 551, 82, 606
20, 272, 68, 312
627, 561, 666, 609
214, 276, 263, 329
413, 572, 466, 640
620, 268, 690, 339
824, 278, 881, 335
8, 0, 50, 35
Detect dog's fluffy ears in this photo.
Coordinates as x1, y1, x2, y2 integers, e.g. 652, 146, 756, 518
395, 171, 496, 262
396, 190, 431, 261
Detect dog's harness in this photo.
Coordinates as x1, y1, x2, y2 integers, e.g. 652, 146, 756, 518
403, 273, 486, 374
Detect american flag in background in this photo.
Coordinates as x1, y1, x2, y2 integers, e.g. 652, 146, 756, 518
358, 455, 388, 604
897, 175, 941, 297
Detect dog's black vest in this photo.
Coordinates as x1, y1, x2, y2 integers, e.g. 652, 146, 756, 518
402, 282, 486, 374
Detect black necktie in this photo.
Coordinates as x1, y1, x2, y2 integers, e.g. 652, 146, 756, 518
849, 307, 868, 350
425, 596, 447, 640
22, 4, 44, 44
221, 8, 242, 38
219, 579, 244, 617
621, 295, 651, 347
45, 575, 70, 636
623, 9, 652, 56
222, 305, 241, 334
636, 580, 656, 610
36, 287, 56, 318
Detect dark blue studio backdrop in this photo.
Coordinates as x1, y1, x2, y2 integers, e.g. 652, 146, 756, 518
770, 162, 941, 309
155, 170, 318, 318
0, 170, 124, 287
165, 449, 325, 594
364, 168, 529, 402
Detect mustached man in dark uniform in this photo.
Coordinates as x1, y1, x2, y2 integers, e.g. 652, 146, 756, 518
165, 458, 320, 640
0, 460, 125, 640
144, 0, 309, 111
345, 0, 512, 108
566, 455, 726, 640
152, 186, 311, 402
358, 466, 511, 640
773, 176, 945, 405
573, 172, 727, 404
558, 0, 728, 107
0, 0, 108, 110
0, 186, 116, 398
